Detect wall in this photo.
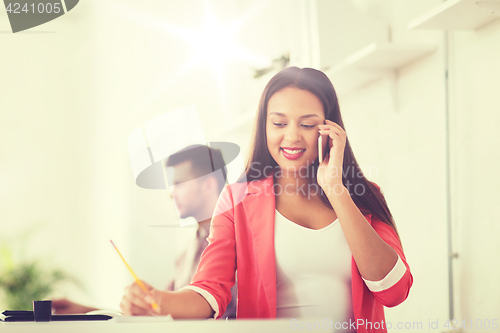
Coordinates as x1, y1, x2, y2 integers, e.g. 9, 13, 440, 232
451, 18, 500, 327
0, 2, 103, 307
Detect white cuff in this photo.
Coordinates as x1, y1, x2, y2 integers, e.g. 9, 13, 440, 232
180, 285, 219, 319
362, 254, 406, 292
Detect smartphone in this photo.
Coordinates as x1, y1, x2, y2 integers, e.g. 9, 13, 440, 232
318, 135, 329, 163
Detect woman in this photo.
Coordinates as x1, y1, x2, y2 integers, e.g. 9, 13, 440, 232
121, 67, 412, 332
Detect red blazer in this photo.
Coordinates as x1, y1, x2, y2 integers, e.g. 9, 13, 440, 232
189, 177, 413, 332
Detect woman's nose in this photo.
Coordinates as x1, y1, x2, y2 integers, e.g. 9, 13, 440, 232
284, 125, 300, 143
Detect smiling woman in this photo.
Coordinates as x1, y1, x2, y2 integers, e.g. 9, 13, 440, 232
119, 67, 413, 333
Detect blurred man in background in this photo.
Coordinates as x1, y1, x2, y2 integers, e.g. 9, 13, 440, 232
53, 145, 237, 319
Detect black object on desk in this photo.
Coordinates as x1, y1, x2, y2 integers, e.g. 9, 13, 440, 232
2, 310, 33, 316
34, 300, 52, 322
4, 315, 35, 322
2, 310, 112, 322
4, 314, 113, 322
2, 299, 113, 322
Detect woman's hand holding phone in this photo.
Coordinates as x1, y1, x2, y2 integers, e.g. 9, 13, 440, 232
317, 119, 347, 192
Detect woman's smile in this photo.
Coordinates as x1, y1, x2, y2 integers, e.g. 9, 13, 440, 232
281, 147, 306, 160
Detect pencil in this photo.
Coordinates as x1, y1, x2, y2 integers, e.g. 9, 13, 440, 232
110, 240, 160, 311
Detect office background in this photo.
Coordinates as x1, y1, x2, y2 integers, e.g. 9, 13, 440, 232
1, 0, 499, 328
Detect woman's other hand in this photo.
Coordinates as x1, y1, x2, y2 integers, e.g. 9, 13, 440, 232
120, 280, 163, 316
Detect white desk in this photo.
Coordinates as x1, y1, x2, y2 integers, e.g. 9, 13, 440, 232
1, 318, 339, 333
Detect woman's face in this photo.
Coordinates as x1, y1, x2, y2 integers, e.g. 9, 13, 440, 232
266, 86, 325, 173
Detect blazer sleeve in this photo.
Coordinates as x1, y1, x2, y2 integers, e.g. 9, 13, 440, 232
185, 184, 237, 319
363, 182, 413, 307
368, 216, 413, 307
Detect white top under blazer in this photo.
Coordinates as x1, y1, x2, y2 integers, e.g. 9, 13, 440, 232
274, 209, 406, 322
274, 209, 355, 322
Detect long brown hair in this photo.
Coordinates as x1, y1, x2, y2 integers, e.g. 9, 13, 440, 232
242, 67, 400, 239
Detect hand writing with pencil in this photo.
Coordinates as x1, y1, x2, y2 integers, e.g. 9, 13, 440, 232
111, 240, 213, 318
110, 240, 162, 315
120, 280, 163, 315
120, 282, 214, 318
